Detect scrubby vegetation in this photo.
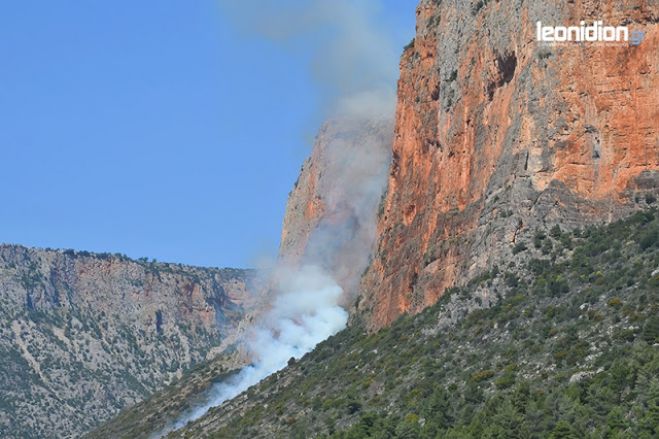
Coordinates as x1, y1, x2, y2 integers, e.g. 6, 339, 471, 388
88, 352, 240, 439
0, 245, 252, 438
165, 209, 659, 438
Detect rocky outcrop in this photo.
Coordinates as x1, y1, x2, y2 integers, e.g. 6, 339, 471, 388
0, 244, 259, 438
279, 118, 393, 301
357, 0, 659, 329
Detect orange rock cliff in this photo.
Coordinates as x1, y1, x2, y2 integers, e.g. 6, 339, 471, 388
357, 0, 658, 329
279, 118, 393, 303
281, 0, 658, 330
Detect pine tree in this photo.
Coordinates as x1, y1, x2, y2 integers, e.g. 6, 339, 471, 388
549, 420, 580, 439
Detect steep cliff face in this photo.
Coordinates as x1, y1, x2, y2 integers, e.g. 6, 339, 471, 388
357, 0, 659, 329
0, 244, 258, 438
279, 118, 393, 300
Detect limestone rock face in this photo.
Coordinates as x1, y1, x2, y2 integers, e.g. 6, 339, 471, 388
0, 244, 258, 438
357, 0, 659, 329
279, 118, 393, 300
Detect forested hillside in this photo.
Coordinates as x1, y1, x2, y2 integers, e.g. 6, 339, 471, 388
96, 209, 659, 438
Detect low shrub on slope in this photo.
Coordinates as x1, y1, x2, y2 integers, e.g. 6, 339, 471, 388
98, 210, 659, 438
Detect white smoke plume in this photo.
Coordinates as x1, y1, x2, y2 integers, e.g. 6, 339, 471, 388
297, 117, 393, 301
154, 266, 346, 436
153, 1, 398, 436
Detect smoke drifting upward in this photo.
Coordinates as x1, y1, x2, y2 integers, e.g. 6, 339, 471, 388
152, 266, 348, 437
155, 1, 397, 436
218, 0, 399, 119
292, 118, 393, 301
218, 0, 398, 303
157, 267, 347, 435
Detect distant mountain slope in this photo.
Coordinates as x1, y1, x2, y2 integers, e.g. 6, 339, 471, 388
0, 244, 259, 438
100, 209, 658, 438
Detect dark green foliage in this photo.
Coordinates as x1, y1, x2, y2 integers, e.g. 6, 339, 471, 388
101, 210, 659, 439
550, 224, 562, 239
541, 238, 554, 255
639, 226, 659, 250
533, 230, 547, 249
512, 242, 527, 254
471, 0, 488, 15
179, 210, 659, 439
642, 315, 659, 344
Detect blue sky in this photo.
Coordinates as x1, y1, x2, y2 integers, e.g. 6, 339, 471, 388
0, 1, 416, 268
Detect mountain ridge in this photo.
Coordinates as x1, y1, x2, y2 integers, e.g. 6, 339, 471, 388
0, 243, 260, 438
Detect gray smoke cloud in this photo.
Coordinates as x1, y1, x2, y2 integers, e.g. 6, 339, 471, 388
155, 267, 347, 437
299, 117, 393, 300
152, 266, 348, 438
154, 1, 397, 436
218, 0, 399, 118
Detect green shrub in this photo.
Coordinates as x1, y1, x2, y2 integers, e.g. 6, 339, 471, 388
533, 230, 547, 248
471, 370, 495, 382
513, 242, 528, 254
638, 226, 658, 250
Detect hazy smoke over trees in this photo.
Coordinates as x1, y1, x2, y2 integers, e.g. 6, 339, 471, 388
155, 1, 398, 435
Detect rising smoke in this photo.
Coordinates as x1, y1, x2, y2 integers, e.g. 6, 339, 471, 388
218, 0, 399, 118
155, 1, 398, 435
161, 266, 347, 434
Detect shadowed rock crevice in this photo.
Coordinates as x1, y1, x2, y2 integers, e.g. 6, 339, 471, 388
488, 51, 517, 100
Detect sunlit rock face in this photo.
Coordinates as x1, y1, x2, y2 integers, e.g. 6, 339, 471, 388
279, 118, 393, 303
357, 0, 659, 330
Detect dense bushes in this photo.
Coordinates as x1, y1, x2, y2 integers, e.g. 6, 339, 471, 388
318, 211, 659, 439
143, 209, 659, 439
